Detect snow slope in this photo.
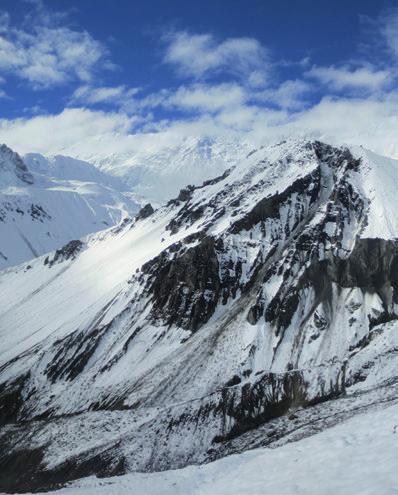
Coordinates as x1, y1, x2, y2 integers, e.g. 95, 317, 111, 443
30, 400, 398, 495
350, 146, 398, 239
0, 145, 139, 269
1, 140, 398, 492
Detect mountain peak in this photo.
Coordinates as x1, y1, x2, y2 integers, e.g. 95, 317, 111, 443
0, 144, 34, 186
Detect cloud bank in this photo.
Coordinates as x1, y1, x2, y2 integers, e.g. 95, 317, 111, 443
1, 3, 398, 162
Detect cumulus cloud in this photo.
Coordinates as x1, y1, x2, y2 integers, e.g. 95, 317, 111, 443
163, 31, 269, 87
163, 83, 247, 112
380, 8, 398, 57
0, 108, 136, 156
0, 5, 111, 88
1, 5, 398, 167
305, 64, 393, 91
3, 92, 398, 163
255, 80, 312, 110
71, 85, 140, 105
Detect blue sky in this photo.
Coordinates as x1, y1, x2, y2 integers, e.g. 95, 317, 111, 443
1, 0, 398, 159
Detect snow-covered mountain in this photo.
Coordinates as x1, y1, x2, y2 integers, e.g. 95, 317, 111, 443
0, 145, 139, 269
1, 140, 398, 492
75, 137, 250, 204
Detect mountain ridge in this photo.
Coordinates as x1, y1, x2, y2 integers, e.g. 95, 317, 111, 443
1, 139, 398, 492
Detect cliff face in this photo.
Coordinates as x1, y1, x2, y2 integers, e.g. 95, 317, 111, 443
1, 140, 398, 493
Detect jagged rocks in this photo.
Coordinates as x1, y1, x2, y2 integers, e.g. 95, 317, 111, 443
136, 203, 154, 220
229, 170, 321, 234
0, 144, 34, 185
143, 236, 221, 331
0, 374, 30, 426
44, 240, 83, 267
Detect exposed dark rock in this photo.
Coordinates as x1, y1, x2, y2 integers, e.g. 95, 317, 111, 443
143, 236, 221, 331
225, 375, 242, 387
0, 442, 126, 494
44, 240, 83, 267
229, 171, 320, 234
214, 366, 345, 442
29, 204, 51, 222
45, 324, 108, 383
177, 186, 194, 202
136, 203, 154, 220
0, 374, 29, 426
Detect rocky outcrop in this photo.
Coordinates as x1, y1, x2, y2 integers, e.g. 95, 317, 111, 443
44, 240, 83, 267
136, 203, 154, 220
143, 236, 221, 331
0, 144, 34, 185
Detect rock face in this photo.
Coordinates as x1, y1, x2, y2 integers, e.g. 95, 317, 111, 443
135, 203, 155, 220
0, 144, 34, 186
1, 140, 398, 492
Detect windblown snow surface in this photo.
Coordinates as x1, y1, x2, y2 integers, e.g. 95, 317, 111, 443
1, 139, 398, 493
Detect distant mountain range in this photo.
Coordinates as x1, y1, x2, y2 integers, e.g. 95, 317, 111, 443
0, 144, 139, 269
64, 136, 250, 204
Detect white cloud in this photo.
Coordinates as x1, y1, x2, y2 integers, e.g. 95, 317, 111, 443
0, 12, 9, 33
23, 105, 45, 115
0, 7, 110, 88
164, 83, 247, 112
306, 64, 392, 91
380, 8, 398, 56
71, 85, 140, 105
1, 8, 398, 166
255, 80, 312, 110
3, 92, 398, 164
0, 108, 136, 156
163, 31, 269, 87
108, 83, 248, 115
112, 79, 306, 116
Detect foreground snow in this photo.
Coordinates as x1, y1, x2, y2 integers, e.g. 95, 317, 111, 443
32, 401, 398, 495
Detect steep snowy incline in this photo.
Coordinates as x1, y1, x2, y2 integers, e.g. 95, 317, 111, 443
1, 140, 398, 493
29, 400, 398, 495
0, 145, 139, 269
350, 146, 398, 239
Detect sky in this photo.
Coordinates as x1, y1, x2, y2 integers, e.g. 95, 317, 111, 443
1, 0, 398, 159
